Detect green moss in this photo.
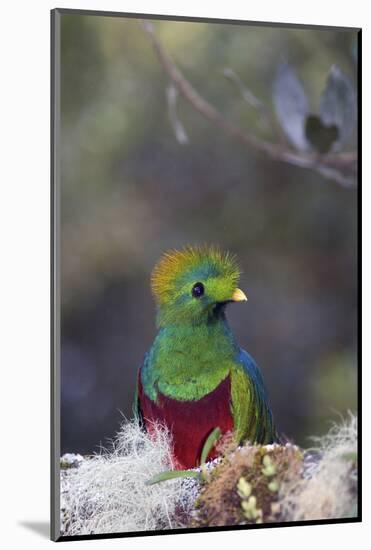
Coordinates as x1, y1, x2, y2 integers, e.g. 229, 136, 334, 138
189, 443, 303, 527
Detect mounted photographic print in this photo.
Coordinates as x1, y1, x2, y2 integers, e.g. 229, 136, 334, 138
51, 8, 361, 542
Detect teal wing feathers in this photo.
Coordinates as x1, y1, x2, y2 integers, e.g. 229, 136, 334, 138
232, 348, 278, 444
133, 353, 149, 428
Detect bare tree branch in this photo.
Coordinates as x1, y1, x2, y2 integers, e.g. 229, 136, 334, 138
141, 20, 357, 189
223, 67, 287, 145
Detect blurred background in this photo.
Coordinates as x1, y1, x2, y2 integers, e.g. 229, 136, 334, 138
60, 14, 358, 454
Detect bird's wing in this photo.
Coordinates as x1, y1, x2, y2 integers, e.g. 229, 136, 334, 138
132, 354, 148, 429
230, 348, 277, 444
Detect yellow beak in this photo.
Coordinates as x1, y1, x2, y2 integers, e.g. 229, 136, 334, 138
231, 288, 248, 302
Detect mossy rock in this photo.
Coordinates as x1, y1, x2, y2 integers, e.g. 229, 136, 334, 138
189, 443, 304, 527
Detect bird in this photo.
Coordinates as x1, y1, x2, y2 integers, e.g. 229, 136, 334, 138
134, 245, 277, 469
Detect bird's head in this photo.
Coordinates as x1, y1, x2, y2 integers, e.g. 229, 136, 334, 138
151, 245, 247, 326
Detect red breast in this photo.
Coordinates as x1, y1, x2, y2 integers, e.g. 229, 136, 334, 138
138, 374, 234, 469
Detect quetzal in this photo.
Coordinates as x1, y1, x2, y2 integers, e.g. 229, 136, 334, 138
134, 245, 277, 469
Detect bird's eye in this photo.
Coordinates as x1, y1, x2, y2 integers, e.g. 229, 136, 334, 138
192, 282, 205, 298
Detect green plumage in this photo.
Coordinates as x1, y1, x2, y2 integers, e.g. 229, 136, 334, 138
135, 245, 277, 467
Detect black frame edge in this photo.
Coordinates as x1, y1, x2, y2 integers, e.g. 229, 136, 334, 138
57, 517, 361, 543
356, 27, 362, 522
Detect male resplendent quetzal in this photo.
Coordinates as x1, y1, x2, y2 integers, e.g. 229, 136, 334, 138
134, 245, 277, 469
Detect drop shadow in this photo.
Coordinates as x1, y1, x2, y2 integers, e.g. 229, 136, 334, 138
18, 521, 49, 539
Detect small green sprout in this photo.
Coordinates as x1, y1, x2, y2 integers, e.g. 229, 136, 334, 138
241, 495, 263, 521
261, 454, 277, 477
268, 479, 280, 492
236, 476, 252, 499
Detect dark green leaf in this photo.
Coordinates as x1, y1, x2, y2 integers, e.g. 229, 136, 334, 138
146, 469, 200, 485
305, 114, 339, 154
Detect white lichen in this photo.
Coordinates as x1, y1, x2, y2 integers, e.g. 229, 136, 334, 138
60, 453, 84, 469
60, 420, 196, 536
280, 412, 358, 521
60, 413, 358, 535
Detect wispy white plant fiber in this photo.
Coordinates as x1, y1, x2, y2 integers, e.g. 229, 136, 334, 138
61, 414, 357, 535
280, 413, 358, 521
61, 420, 195, 536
